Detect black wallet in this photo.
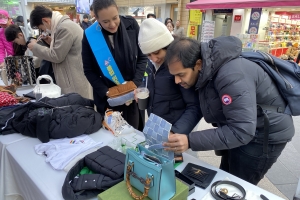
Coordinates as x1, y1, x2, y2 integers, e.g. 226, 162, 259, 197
181, 163, 217, 189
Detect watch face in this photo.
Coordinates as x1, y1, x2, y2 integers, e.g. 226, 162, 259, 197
251, 12, 260, 20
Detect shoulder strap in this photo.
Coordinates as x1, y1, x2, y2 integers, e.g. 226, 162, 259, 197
85, 23, 125, 85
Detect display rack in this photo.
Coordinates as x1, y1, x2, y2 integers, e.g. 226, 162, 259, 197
264, 16, 300, 57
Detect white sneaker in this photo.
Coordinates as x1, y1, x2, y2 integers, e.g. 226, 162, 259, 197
102, 109, 134, 136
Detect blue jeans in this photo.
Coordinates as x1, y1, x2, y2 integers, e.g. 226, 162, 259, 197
220, 142, 287, 185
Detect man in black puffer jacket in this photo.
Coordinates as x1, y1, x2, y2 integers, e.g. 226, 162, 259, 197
163, 36, 294, 185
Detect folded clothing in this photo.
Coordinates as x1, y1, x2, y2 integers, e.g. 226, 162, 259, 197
0, 92, 17, 107
62, 146, 126, 200
35, 135, 103, 170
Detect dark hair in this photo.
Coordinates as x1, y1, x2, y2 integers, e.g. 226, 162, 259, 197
92, 0, 117, 18
5, 24, 22, 42
147, 13, 156, 19
30, 6, 52, 28
164, 17, 172, 26
83, 14, 89, 19
16, 16, 24, 23
90, 4, 93, 11
166, 37, 201, 69
167, 22, 174, 29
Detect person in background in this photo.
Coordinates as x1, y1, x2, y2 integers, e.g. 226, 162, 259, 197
5, 24, 42, 70
27, 6, 90, 98
15, 15, 33, 35
89, 5, 96, 23
163, 37, 294, 185
166, 21, 174, 35
137, 18, 201, 135
174, 20, 184, 37
146, 13, 156, 19
82, 0, 147, 130
164, 17, 172, 26
81, 14, 92, 30
0, 9, 14, 69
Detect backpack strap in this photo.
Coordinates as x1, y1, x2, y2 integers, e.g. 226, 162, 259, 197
257, 104, 284, 157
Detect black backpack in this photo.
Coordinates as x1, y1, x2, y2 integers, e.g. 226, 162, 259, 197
241, 51, 300, 156
241, 50, 300, 116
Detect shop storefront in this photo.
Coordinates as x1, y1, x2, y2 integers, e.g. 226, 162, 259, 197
186, 0, 300, 57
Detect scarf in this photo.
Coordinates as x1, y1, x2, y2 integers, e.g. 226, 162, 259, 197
101, 17, 134, 86
50, 11, 63, 49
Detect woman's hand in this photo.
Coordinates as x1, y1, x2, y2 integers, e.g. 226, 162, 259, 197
163, 134, 189, 153
0, 62, 4, 69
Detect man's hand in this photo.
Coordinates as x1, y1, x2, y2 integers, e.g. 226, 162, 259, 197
27, 39, 37, 51
163, 134, 189, 153
0, 62, 4, 69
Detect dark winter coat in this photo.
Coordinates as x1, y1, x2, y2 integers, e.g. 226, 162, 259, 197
62, 146, 125, 200
189, 36, 294, 151
81, 21, 92, 30
0, 93, 102, 142
82, 16, 148, 115
146, 60, 201, 134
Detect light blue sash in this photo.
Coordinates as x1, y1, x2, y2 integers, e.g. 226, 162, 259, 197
85, 22, 125, 85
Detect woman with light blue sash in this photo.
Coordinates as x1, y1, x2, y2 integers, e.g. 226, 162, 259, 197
81, 0, 147, 131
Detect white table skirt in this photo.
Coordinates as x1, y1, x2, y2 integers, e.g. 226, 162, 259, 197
1, 127, 284, 200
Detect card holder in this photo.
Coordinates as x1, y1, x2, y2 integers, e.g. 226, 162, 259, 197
181, 163, 217, 189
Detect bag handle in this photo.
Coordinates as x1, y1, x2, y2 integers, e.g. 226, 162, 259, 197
126, 162, 153, 200
36, 75, 54, 86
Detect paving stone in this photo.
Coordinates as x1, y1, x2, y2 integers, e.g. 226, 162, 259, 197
266, 161, 298, 185
279, 150, 300, 173
275, 183, 298, 200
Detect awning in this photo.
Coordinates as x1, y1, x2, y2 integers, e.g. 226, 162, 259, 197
186, 0, 300, 10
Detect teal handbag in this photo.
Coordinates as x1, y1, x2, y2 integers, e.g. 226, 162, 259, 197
124, 144, 176, 200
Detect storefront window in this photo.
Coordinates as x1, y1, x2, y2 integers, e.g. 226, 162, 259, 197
0, 0, 21, 19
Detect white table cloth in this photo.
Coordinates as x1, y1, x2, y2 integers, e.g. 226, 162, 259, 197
0, 80, 34, 200
2, 127, 284, 200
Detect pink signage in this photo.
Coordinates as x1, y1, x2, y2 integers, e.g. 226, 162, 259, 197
290, 14, 300, 20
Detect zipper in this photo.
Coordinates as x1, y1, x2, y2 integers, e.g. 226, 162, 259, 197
262, 51, 293, 89
1, 113, 15, 130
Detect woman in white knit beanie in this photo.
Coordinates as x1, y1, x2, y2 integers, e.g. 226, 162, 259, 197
136, 18, 201, 135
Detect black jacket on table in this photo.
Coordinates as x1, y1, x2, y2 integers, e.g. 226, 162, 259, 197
146, 60, 201, 135
189, 36, 294, 151
82, 16, 147, 114
0, 93, 102, 143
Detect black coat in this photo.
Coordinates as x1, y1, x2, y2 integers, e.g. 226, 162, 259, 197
146, 60, 201, 134
0, 93, 102, 143
82, 16, 147, 115
81, 21, 92, 30
189, 36, 294, 151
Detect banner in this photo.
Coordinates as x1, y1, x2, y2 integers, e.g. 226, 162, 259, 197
189, 10, 202, 26
187, 25, 198, 39
201, 20, 215, 43
248, 8, 262, 34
